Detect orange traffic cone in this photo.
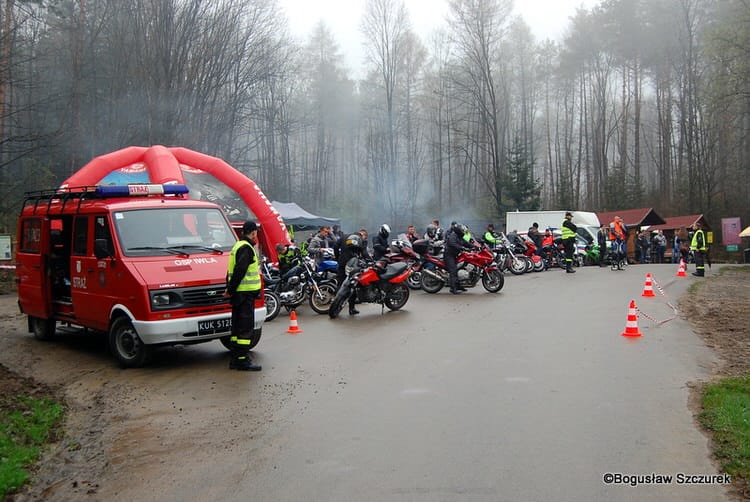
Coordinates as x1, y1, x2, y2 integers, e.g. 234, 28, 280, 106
286, 310, 303, 334
621, 300, 643, 337
676, 260, 687, 277
641, 273, 656, 297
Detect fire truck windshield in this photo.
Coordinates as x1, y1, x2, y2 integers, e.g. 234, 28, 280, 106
114, 207, 236, 256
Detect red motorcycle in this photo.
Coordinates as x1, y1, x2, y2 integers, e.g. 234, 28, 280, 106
420, 244, 504, 294
519, 235, 546, 272
384, 237, 424, 290
328, 258, 413, 318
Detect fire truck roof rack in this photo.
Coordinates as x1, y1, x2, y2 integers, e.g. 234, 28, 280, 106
21, 184, 190, 215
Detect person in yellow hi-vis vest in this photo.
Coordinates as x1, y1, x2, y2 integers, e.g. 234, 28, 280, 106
224, 221, 262, 371
561, 212, 578, 274
690, 221, 707, 277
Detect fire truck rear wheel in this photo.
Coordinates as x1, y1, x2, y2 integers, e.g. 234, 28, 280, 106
31, 317, 56, 340
109, 317, 152, 368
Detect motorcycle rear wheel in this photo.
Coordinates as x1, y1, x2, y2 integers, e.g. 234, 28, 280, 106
482, 270, 505, 293
406, 271, 422, 290
421, 273, 444, 293
384, 284, 410, 310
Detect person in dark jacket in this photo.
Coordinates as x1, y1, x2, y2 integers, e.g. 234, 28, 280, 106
597, 223, 609, 267
337, 232, 370, 315
223, 221, 262, 371
445, 223, 474, 294
329, 225, 344, 259
372, 224, 391, 260
405, 225, 421, 244
527, 222, 542, 250
561, 212, 578, 274
275, 243, 303, 289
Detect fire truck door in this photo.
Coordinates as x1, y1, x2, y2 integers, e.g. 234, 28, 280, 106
70, 215, 114, 331
16, 217, 51, 319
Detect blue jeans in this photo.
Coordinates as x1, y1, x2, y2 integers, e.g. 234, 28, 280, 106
612, 240, 626, 260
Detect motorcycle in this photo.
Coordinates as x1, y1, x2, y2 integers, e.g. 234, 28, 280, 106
539, 239, 565, 269
316, 247, 339, 283
263, 253, 338, 319
260, 257, 282, 322
515, 234, 546, 272
494, 232, 531, 275
542, 234, 584, 270
420, 243, 505, 293
583, 243, 601, 266
404, 238, 445, 289
328, 258, 413, 318
384, 236, 424, 290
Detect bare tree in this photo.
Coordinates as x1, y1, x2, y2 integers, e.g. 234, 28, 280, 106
446, 0, 512, 215
361, 0, 410, 221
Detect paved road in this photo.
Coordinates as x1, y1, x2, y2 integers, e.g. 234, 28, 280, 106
1, 263, 729, 501
236, 264, 726, 501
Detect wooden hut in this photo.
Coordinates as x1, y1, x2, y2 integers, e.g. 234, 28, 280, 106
597, 209, 666, 261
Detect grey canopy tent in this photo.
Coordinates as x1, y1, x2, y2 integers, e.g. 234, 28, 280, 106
271, 201, 340, 229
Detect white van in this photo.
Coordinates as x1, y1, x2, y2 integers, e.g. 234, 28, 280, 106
505, 210, 600, 244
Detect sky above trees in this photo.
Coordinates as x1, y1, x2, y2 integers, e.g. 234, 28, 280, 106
279, 0, 601, 78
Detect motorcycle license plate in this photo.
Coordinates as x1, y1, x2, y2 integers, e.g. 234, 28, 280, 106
198, 317, 232, 336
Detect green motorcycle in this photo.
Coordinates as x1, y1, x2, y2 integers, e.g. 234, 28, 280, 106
583, 243, 601, 266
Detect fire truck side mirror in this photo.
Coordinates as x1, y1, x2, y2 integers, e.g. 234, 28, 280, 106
94, 239, 112, 260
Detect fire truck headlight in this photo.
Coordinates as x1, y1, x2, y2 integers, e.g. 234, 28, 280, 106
152, 293, 171, 306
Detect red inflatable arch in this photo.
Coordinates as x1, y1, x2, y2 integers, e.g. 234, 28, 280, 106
61, 145, 290, 260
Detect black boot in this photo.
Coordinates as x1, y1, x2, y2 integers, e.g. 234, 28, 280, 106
566, 263, 576, 273
692, 271, 704, 277
449, 278, 461, 294
230, 356, 262, 371
348, 303, 360, 315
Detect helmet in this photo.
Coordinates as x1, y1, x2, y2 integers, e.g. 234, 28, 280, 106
379, 224, 390, 238
425, 224, 436, 238
390, 239, 407, 253
345, 234, 363, 250
456, 224, 468, 235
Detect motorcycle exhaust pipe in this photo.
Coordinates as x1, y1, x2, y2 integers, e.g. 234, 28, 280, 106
421, 268, 445, 282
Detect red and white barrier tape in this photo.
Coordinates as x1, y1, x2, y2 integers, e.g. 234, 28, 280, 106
635, 274, 679, 325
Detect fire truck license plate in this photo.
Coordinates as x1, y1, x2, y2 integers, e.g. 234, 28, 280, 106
198, 318, 232, 336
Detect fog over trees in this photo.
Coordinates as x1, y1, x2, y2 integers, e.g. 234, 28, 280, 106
0, 0, 748, 233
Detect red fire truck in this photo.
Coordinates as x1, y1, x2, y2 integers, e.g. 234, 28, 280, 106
15, 183, 266, 367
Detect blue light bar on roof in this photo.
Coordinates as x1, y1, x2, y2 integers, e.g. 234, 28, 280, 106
96, 184, 189, 197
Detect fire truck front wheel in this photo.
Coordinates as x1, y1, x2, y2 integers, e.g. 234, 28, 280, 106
109, 317, 153, 368
31, 317, 56, 340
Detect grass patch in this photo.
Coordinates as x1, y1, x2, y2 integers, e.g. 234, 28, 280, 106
700, 376, 750, 481
0, 395, 64, 499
